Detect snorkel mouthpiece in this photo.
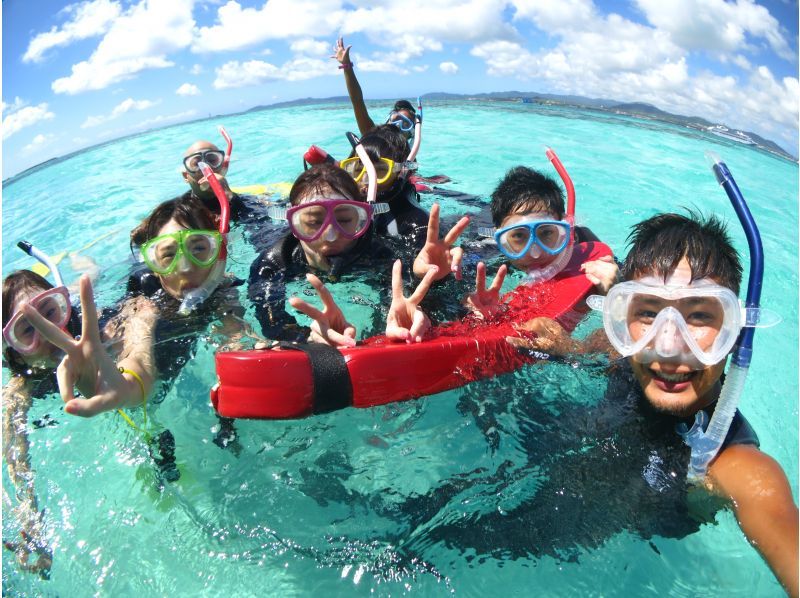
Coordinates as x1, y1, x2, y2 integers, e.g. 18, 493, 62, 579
679, 152, 765, 481
178, 162, 230, 315
18, 240, 65, 287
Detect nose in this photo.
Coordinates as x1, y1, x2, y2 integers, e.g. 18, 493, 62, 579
655, 319, 682, 357
177, 254, 193, 273
323, 225, 339, 242
528, 243, 543, 259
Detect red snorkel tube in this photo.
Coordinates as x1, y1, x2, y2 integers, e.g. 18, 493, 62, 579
178, 162, 231, 315
219, 126, 233, 171
545, 147, 576, 242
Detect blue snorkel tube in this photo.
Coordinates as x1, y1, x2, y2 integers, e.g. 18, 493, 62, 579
679, 152, 764, 481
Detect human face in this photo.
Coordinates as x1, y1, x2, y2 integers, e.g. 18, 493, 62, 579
294, 191, 360, 268
5, 287, 65, 366
628, 258, 727, 418
153, 219, 216, 300
499, 207, 564, 271
182, 141, 228, 193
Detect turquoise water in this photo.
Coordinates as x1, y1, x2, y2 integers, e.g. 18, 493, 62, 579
2, 100, 797, 595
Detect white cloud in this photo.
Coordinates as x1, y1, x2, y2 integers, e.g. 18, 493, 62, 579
190, 64, 203, 75
440, 61, 459, 74
635, 0, 795, 61
290, 38, 329, 56
81, 97, 159, 128
23, 133, 55, 154
411, 65, 430, 73
134, 109, 198, 129
3, 103, 55, 140
52, 0, 195, 94
213, 57, 333, 89
194, 0, 345, 52
23, 0, 121, 63
176, 83, 201, 96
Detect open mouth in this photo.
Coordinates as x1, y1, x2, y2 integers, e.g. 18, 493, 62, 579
649, 368, 697, 391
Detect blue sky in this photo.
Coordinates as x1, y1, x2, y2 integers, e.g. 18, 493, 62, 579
3, 0, 798, 179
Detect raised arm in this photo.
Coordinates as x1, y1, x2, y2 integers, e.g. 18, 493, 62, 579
2, 376, 52, 575
708, 444, 799, 597
332, 36, 376, 135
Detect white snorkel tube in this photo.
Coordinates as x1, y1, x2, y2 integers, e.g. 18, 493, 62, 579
17, 240, 66, 288
346, 131, 378, 204
406, 97, 423, 162
678, 152, 768, 482
178, 160, 230, 315
219, 125, 233, 171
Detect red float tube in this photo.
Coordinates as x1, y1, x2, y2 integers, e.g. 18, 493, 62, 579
211, 240, 612, 419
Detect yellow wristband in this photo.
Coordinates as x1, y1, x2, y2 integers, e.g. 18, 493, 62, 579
118, 367, 148, 431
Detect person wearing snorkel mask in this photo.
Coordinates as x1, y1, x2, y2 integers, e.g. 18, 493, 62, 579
2, 256, 159, 576
332, 37, 417, 138
340, 125, 429, 251
507, 211, 797, 594
465, 166, 617, 320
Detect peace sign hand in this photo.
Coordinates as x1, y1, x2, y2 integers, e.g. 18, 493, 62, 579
412, 203, 470, 282
331, 36, 352, 64
23, 276, 153, 417
464, 262, 508, 320
289, 274, 357, 347
386, 260, 437, 343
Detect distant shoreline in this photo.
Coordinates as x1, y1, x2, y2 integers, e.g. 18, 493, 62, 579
5, 92, 796, 186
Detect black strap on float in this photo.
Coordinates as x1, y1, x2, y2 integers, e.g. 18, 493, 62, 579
277, 342, 353, 414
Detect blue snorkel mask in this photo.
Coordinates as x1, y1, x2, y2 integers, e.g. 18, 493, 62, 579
678, 152, 771, 481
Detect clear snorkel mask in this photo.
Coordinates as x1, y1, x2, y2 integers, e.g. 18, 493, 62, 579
587, 152, 779, 481
176, 160, 230, 315
479, 147, 576, 284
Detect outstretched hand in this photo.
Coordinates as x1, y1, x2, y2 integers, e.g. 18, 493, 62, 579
289, 273, 357, 347
412, 203, 470, 281
24, 276, 153, 417
464, 262, 508, 320
331, 36, 352, 64
386, 260, 437, 343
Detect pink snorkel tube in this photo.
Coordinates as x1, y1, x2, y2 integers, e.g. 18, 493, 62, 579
219, 126, 233, 171
406, 97, 423, 162
178, 161, 231, 314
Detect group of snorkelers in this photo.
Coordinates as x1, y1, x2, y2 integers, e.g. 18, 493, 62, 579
2, 36, 797, 594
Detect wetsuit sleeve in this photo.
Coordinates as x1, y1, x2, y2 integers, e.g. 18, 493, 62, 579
247, 246, 309, 342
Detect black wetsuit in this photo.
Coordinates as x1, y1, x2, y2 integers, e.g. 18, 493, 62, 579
247, 230, 395, 341
374, 180, 428, 252
181, 189, 278, 248
390, 360, 760, 562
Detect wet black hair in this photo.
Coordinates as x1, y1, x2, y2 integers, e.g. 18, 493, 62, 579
289, 163, 362, 206
349, 125, 410, 164
621, 211, 742, 293
130, 195, 218, 249
392, 100, 416, 115
490, 166, 565, 227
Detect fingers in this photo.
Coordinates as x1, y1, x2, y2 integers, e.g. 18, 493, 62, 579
63, 393, 116, 418
425, 203, 441, 244
408, 266, 438, 304
391, 259, 404, 300
443, 215, 470, 246
385, 323, 410, 343
408, 309, 430, 343
20, 305, 74, 353
474, 261, 487, 292
305, 273, 339, 313
79, 275, 102, 345
489, 264, 508, 292
56, 356, 79, 406
324, 327, 357, 348
449, 246, 463, 280
288, 296, 325, 322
